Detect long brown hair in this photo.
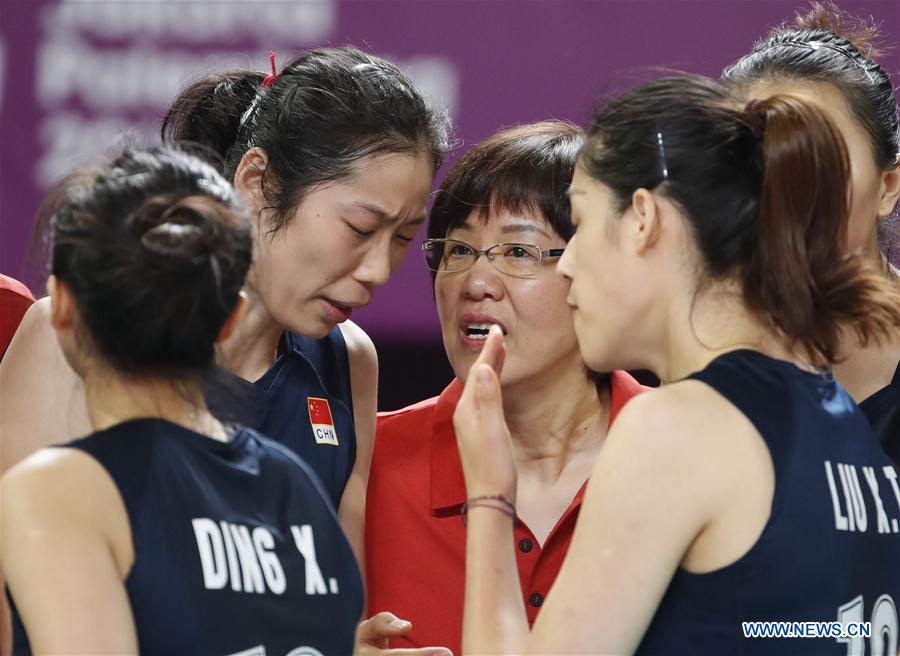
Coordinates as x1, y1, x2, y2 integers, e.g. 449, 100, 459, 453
582, 75, 900, 366
723, 1, 900, 262
745, 94, 898, 363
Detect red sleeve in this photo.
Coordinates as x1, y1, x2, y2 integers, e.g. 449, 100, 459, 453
0, 280, 36, 359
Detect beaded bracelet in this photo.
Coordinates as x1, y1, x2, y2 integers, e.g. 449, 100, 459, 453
460, 494, 516, 527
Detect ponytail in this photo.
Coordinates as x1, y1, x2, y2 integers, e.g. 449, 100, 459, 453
721, 2, 900, 261
160, 48, 450, 235
582, 76, 899, 367
744, 94, 900, 364
161, 71, 264, 175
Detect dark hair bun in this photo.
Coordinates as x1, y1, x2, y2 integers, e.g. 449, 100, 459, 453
141, 221, 206, 257
137, 196, 225, 262
47, 147, 254, 373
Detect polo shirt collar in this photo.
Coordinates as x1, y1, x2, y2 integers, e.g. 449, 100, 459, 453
430, 379, 466, 511
430, 370, 642, 511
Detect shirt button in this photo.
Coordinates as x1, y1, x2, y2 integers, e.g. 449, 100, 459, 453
529, 592, 544, 608
518, 538, 534, 553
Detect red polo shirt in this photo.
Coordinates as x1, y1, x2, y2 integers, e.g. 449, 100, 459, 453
0, 275, 35, 360
365, 371, 647, 654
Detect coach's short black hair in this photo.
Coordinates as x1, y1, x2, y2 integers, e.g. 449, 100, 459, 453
428, 120, 584, 241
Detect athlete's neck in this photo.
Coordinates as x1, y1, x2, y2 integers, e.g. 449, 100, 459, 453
81, 362, 226, 442
833, 250, 900, 402
861, 230, 896, 278
650, 279, 799, 384
218, 286, 284, 382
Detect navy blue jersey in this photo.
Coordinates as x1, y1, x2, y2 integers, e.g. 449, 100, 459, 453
207, 328, 356, 509
11, 419, 363, 656
636, 350, 900, 656
860, 361, 899, 464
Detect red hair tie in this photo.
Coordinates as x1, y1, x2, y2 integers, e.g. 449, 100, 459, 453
744, 99, 768, 140
262, 51, 279, 88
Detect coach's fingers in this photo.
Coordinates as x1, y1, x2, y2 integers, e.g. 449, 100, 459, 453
355, 613, 452, 655
356, 612, 411, 648
374, 649, 453, 656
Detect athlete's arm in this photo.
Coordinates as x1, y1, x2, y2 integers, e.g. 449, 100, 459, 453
338, 319, 378, 580
520, 389, 728, 653
1, 448, 138, 654
454, 333, 747, 654
0, 299, 89, 655
0, 298, 90, 474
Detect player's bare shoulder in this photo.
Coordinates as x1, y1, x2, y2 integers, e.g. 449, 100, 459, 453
0, 297, 91, 473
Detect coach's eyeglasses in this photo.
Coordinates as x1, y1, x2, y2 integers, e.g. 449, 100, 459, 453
422, 238, 565, 279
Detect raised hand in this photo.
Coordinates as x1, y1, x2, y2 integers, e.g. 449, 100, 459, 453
452, 325, 516, 500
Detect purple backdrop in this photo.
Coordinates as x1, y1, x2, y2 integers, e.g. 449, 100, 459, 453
2, 0, 898, 344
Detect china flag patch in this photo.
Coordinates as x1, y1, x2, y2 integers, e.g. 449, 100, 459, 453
308, 397, 339, 446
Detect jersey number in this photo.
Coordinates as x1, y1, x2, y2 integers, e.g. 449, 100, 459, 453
228, 646, 324, 656
836, 594, 897, 656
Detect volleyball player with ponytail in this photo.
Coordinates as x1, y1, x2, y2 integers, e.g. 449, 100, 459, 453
723, 2, 900, 458
453, 75, 900, 654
